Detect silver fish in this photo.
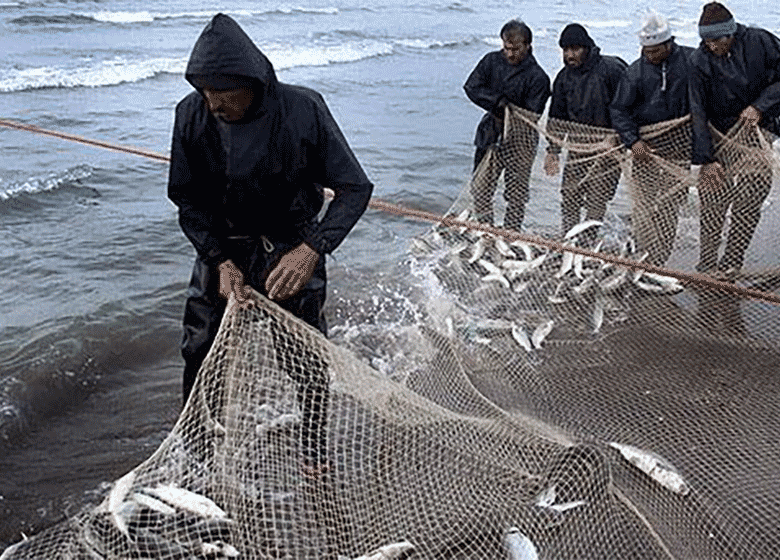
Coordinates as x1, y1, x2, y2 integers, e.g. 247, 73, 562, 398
468, 237, 487, 263
531, 320, 554, 349
132, 492, 176, 516
535, 484, 587, 513
350, 541, 416, 560
592, 293, 605, 334
201, 541, 240, 558
511, 323, 533, 352
609, 442, 690, 495
555, 249, 575, 279
482, 273, 511, 289
495, 236, 516, 258
511, 240, 534, 261
477, 258, 503, 276
600, 269, 628, 292
504, 527, 539, 560
564, 219, 602, 241
109, 470, 137, 536
142, 485, 227, 519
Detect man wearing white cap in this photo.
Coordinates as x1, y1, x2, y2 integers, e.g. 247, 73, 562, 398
689, 2, 780, 278
610, 11, 694, 266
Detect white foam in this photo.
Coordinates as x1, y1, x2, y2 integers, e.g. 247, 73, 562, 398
0, 57, 186, 92
0, 165, 93, 201
266, 41, 393, 70
395, 38, 467, 49
83, 6, 336, 24
578, 19, 632, 29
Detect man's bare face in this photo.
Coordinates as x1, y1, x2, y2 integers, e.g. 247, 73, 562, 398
642, 41, 672, 66
704, 35, 735, 57
202, 87, 255, 122
563, 45, 588, 68
502, 34, 531, 65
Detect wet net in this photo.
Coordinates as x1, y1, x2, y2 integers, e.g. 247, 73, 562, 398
4, 105, 780, 560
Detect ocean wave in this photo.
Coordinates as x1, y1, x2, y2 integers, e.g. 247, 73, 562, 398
0, 56, 186, 92
9, 13, 95, 25
0, 165, 93, 201
253, 41, 393, 70
10, 7, 338, 26
395, 37, 474, 50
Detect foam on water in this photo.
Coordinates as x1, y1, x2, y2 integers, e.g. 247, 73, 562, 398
0, 165, 93, 201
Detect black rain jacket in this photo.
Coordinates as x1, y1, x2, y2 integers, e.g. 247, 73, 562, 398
547, 47, 628, 153
689, 23, 780, 165
610, 42, 694, 149
168, 14, 373, 265
464, 50, 551, 149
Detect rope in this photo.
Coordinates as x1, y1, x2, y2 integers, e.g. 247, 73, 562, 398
2, 117, 779, 305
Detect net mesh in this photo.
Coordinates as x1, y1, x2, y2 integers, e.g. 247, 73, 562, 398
4, 106, 780, 560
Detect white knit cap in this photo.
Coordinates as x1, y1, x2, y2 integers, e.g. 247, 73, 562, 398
638, 11, 672, 46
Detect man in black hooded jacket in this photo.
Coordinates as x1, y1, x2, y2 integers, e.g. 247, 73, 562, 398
543, 24, 627, 243
689, 2, 780, 278
463, 19, 550, 230
610, 11, 694, 266
168, 14, 373, 476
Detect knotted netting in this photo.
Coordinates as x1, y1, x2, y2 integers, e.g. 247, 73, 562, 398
4, 104, 780, 560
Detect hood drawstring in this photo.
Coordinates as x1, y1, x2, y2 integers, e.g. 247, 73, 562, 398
661, 60, 667, 92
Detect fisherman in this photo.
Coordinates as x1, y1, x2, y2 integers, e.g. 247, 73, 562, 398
543, 23, 628, 244
689, 2, 780, 279
610, 11, 694, 266
463, 19, 550, 230
168, 13, 373, 478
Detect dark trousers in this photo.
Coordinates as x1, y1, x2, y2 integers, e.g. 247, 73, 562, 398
471, 128, 538, 231
560, 153, 622, 244
181, 237, 329, 466
697, 166, 772, 272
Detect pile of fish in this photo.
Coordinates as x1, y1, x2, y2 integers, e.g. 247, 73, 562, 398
412, 211, 685, 348
81, 470, 238, 559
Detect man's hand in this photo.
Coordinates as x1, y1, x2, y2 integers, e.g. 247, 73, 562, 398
631, 140, 655, 162
544, 152, 560, 176
266, 243, 320, 301
739, 105, 761, 127
699, 162, 726, 192
218, 259, 253, 308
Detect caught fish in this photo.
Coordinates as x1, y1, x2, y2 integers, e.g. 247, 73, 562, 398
142, 485, 227, 519
511, 323, 533, 352
109, 470, 137, 536
468, 236, 487, 264
531, 320, 554, 349
609, 442, 690, 495
592, 293, 605, 334
482, 273, 511, 289
555, 249, 576, 279
600, 269, 628, 292
535, 484, 587, 513
477, 258, 502, 276
348, 541, 416, 560
495, 236, 516, 258
573, 252, 585, 279
572, 274, 598, 296
564, 220, 602, 241
504, 527, 539, 560
201, 541, 240, 558
132, 492, 177, 517
511, 240, 534, 261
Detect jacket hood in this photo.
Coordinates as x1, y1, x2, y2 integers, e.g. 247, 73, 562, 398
185, 13, 278, 97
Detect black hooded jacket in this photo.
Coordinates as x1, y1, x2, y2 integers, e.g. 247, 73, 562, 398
463, 50, 551, 148
689, 23, 780, 165
168, 14, 373, 265
547, 47, 628, 153
610, 42, 694, 149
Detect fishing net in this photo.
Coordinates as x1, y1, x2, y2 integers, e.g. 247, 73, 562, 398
4, 105, 780, 560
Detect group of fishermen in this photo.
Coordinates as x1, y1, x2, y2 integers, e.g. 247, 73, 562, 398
464, 2, 780, 278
